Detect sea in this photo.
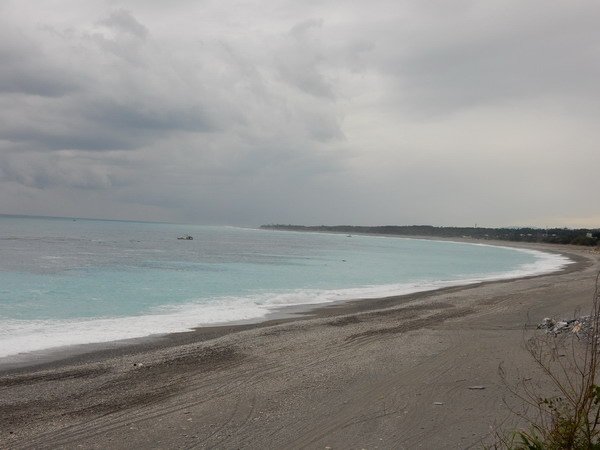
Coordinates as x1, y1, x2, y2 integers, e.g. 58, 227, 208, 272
0, 215, 572, 360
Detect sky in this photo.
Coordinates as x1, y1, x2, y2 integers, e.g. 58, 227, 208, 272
1, 0, 599, 228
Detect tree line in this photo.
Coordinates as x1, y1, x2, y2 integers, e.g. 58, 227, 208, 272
260, 224, 600, 246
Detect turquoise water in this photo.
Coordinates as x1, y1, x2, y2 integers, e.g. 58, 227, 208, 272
0, 216, 570, 358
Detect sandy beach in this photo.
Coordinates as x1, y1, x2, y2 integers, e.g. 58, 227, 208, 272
1, 241, 599, 449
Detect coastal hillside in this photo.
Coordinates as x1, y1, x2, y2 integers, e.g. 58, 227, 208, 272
261, 224, 600, 246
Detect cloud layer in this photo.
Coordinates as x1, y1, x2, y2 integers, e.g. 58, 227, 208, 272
1, 0, 599, 227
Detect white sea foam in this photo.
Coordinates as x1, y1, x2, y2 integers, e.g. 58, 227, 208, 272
0, 245, 572, 359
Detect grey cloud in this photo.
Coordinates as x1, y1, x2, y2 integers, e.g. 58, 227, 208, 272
289, 19, 323, 38
99, 9, 148, 39
0, 28, 80, 97
378, 2, 600, 115
0, 152, 115, 189
85, 99, 216, 134
0, 1, 598, 227
2, 125, 139, 151
275, 20, 335, 98
0, 63, 77, 98
0, 97, 150, 151
0, 6, 346, 162
0, 21, 233, 153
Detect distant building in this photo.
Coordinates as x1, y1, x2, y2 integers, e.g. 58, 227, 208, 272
586, 232, 593, 238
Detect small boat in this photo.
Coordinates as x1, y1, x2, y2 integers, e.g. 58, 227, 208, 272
177, 235, 194, 240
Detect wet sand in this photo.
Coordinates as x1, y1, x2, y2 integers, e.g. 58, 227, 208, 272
1, 242, 599, 449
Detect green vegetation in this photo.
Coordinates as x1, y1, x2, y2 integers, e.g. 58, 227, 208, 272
261, 225, 600, 247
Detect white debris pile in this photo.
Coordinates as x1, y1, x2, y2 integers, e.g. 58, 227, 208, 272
537, 316, 594, 339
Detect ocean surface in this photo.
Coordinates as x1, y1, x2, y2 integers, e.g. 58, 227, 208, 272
0, 216, 572, 359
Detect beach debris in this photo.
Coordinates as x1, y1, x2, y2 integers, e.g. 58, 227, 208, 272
467, 385, 486, 390
538, 317, 555, 329
433, 402, 444, 405
537, 315, 594, 340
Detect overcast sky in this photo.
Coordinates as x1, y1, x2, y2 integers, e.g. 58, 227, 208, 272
1, 0, 599, 227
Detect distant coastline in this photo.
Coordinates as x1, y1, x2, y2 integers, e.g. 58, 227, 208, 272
261, 224, 600, 247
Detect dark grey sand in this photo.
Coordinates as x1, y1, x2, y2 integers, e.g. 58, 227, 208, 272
1, 241, 599, 449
